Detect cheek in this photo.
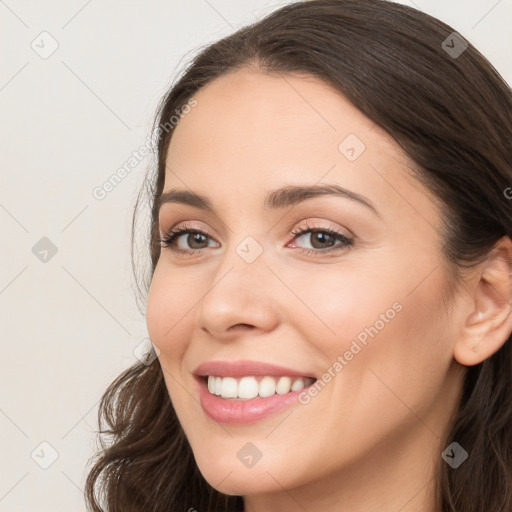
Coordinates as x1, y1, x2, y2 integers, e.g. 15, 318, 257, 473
294, 257, 453, 401
341, 274, 453, 417
289, 264, 400, 357
280, 270, 452, 468
145, 262, 194, 360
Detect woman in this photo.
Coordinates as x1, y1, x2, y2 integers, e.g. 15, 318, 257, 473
85, 1, 512, 510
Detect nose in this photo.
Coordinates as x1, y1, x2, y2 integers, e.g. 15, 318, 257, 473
194, 247, 280, 340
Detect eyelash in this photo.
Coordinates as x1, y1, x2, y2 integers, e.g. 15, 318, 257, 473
158, 221, 354, 256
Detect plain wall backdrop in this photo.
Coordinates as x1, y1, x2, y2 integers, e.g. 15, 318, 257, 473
0, 0, 510, 510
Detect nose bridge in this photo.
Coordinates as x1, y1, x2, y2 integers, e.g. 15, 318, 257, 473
210, 232, 270, 305
213, 223, 271, 288
194, 233, 278, 337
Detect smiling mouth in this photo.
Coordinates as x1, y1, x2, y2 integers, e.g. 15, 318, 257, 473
204, 375, 317, 400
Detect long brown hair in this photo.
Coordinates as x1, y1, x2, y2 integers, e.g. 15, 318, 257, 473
84, 1, 512, 510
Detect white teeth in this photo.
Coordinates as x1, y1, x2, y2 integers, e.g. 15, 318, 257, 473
220, 377, 238, 398
206, 375, 314, 399
291, 378, 305, 391
238, 376, 259, 399
215, 376, 222, 396
258, 376, 276, 397
276, 376, 292, 394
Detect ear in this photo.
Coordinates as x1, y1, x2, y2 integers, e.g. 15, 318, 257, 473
453, 236, 512, 366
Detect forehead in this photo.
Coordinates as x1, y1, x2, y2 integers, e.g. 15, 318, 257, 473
167, 68, 401, 163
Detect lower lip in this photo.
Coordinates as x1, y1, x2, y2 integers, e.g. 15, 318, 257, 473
196, 377, 311, 425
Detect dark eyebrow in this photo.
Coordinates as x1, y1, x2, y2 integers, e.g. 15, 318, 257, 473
157, 184, 380, 217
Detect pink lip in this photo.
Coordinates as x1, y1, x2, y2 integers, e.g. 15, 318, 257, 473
193, 360, 316, 425
193, 360, 317, 379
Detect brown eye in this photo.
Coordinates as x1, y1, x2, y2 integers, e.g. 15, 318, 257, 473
289, 222, 354, 255
159, 224, 219, 254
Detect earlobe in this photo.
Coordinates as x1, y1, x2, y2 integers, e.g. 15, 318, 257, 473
453, 236, 512, 367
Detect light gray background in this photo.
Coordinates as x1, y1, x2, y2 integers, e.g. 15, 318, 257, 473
0, 0, 510, 510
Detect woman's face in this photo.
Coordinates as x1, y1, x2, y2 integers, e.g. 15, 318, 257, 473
146, 69, 466, 500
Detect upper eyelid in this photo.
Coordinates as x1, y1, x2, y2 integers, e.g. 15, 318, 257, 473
161, 220, 347, 236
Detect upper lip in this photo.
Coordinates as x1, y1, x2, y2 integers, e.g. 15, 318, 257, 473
194, 360, 317, 379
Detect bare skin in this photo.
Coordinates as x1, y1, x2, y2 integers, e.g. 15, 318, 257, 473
146, 68, 512, 512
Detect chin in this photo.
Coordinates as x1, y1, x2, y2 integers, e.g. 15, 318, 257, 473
196, 442, 325, 499
202, 471, 275, 497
